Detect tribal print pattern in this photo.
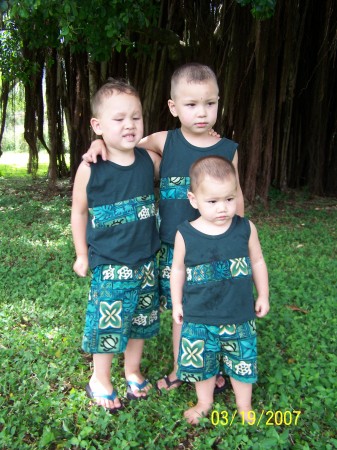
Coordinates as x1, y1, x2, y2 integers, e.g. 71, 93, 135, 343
186, 257, 252, 285
177, 320, 257, 384
82, 258, 159, 354
158, 242, 174, 309
160, 176, 190, 200
89, 194, 156, 228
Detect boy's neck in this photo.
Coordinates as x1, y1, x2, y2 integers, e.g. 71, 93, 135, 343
106, 146, 136, 166
180, 127, 220, 148
191, 216, 233, 235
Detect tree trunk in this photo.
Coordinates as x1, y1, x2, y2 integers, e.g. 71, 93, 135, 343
0, 80, 10, 158
22, 42, 44, 175
62, 50, 91, 181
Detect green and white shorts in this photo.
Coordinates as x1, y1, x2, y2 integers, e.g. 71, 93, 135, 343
177, 320, 257, 384
82, 257, 159, 354
158, 242, 174, 309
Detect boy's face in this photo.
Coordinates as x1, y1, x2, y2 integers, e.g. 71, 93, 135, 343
168, 79, 219, 136
188, 175, 237, 227
90, 93, 143, 152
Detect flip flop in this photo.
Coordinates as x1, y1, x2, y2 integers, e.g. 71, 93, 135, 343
126, 379, 150, 401
85, 383, 123, 413
156, 374, 183, 391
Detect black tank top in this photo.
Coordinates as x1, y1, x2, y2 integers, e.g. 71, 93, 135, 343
86, 148, 160, 268
159, 129, 238, 244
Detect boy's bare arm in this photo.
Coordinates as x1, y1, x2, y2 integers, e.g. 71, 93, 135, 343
232, 151, 244, 217
248, 221, 269, 318
71, 162, 90, 277
146, 150, 161, 180
170, 231, 186, 324
82, 131, 168, 165
138, 131, 167, 157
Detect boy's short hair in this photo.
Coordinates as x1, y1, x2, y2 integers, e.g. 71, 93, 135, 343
170, 63, 218, 98
189, 156, 236, 192
91, 78, 140, 117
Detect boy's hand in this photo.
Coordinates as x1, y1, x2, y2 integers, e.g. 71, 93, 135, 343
73, 255, 89, 277
172, 305, 184, 324
255, 297, 270, 318
82, 139, 107, 166
208, 128, 220, 138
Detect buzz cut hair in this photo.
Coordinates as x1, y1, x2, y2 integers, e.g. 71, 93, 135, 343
170, 63, 218, 98
91, 78, 140, 117
189, 156, 236, 192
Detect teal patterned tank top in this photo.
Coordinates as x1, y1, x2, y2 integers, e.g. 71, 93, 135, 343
86, 148, 160, 269
159, 128, 238, 244
178, 216, 255, 326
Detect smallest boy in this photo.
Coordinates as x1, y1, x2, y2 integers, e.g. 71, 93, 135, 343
71, 79, 161, 412
171, 156, 269, 424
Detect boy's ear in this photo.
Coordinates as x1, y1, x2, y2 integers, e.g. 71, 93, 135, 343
90, 117, 103, 136
168, 99, 178, 117
187, 191, 198, 209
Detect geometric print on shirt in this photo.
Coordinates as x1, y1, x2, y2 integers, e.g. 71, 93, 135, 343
89, 194, 156, 228
186, 257, 252, 285
159, 176, 190, 200
82, 257, 159, 354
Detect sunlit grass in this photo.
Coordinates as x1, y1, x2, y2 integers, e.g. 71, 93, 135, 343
0, 150, 69, 177
0, 166, 336, 449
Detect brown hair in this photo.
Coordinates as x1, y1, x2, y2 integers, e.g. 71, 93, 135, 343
170, 63, 218, 98
189, 156, 236, 192
91, 78, 140, 117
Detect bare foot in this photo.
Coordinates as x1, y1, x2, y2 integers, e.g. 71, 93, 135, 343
184, 402, 213, 425
238, 406, 253, 423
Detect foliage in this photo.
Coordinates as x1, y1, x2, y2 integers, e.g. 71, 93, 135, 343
235, 0, 276, 19
2, 1, 337, 200
0, 159, 336, 449
1, 0, 160, 69
0, 21, 26, 82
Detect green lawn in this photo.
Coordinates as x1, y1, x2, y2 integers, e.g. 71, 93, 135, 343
0, 159, 336, 449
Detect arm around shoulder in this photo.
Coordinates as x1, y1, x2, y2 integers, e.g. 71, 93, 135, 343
139, 131, 167, 157
82, 138, 107, 164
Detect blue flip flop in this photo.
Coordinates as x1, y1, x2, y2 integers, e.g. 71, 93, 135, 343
126, 379, 150, 401
85, 383, 123, 413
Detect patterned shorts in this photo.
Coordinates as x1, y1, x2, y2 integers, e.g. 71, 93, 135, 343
177, 320, 257, 384
158, 242, 174, 309
82, 257, 160, 354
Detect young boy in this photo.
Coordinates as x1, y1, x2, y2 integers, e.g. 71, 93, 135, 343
71, 79, 161, 412
82, 63, 244, 392
171, 156, 269, 424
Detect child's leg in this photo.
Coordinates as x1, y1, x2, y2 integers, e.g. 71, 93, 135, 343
157, 321, 226, 391
172, 320, 182, 370
124, 338, 150, 398
90, 353, 122, 409
230, 377, 252, 422
157, 320, 183, 389
184, 376, 216, 424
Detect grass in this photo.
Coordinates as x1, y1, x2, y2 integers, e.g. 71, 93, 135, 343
0, 156, 336, 449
